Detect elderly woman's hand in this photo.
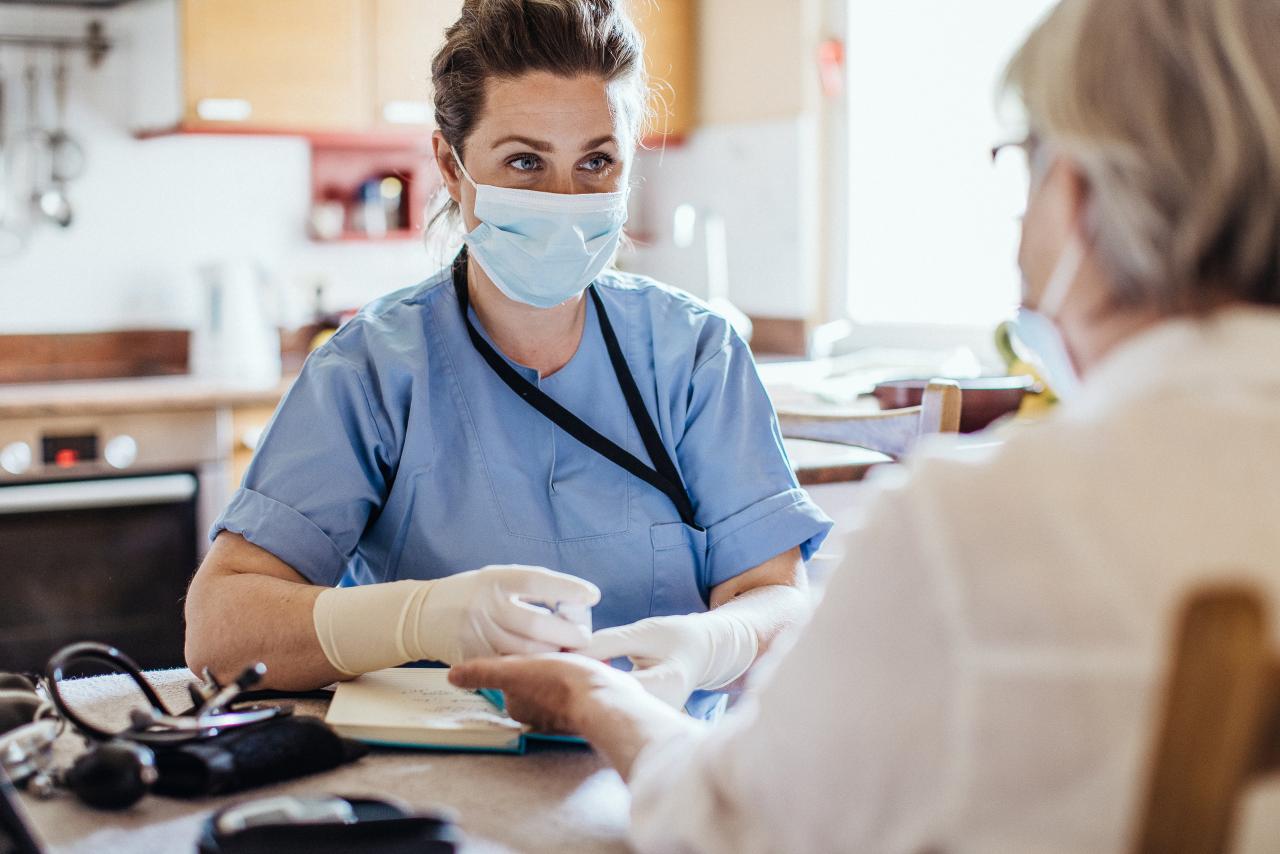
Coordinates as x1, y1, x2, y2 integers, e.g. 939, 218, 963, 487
448, 653, 649, 735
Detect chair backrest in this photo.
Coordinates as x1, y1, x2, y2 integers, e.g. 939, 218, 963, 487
776, 378, 962, 459
1131, 584, 1280, 854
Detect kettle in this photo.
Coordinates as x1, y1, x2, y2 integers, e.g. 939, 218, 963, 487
191, 260, 282, 388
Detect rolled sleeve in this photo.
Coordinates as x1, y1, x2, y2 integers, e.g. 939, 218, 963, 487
677, 329, 833, 587
209, 339, 395, 588
705, 487, 831, 588
212, 488, 349, 587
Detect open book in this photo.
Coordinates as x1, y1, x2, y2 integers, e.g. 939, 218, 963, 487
324, 667, 583, 753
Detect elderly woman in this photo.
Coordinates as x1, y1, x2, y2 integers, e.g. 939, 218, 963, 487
183, 0, 830, 719
450, 0, 1280, 850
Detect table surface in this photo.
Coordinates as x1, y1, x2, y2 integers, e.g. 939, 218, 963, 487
17, 670, 632, 854
784, 437, 892, 485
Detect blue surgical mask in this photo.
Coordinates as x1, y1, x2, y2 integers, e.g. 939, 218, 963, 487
1010, 236, 1084, 402
451, 147, 630, 309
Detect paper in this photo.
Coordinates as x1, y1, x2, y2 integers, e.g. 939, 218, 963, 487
325, 668, 524, 750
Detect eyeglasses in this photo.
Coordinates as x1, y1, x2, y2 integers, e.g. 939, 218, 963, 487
990, 134, 1037, 166
990, 134, 1040, 220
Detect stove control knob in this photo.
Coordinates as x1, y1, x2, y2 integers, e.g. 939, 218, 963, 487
104, 435, 138, 470
0, 442, 32, 476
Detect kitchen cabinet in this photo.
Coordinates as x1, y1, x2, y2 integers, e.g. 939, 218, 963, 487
372, 0, 464, 128
133, 0, 696, 140
629, 0, 698, 139
181, 0, 371, 131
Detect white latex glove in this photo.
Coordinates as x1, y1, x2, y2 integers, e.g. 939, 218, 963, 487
313, 565, 600, 675
583, 612, 758, 709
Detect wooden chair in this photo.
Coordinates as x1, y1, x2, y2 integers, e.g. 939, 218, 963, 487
776, 378, 962, 459
1132, 584, 1280, 854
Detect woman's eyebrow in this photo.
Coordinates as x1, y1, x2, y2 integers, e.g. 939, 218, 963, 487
491, 135, 554, 152
582, 135, 618, 150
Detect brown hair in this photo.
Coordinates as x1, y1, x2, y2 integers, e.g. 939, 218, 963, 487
1004, 0, 1280, 313
429, 0, 649, 231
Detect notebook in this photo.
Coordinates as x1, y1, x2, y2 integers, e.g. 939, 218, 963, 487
324, 668, 583, 753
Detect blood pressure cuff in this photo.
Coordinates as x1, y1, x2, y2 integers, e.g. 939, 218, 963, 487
198, 797, 459, 854
151, 715, 367, 798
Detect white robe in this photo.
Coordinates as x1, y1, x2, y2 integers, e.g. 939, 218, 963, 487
628, 307, 1280, 854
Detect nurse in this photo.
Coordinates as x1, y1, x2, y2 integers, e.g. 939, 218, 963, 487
183, 0, 831, 717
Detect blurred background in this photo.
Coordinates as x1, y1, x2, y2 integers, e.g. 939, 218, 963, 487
0, 0, 1057, 358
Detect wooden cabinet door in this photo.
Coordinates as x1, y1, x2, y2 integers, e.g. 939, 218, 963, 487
629, 0, 698, 140
182, 0, 370, 131
371, 0, 464, 129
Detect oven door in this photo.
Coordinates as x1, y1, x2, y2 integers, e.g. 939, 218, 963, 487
0, 472, 198, 672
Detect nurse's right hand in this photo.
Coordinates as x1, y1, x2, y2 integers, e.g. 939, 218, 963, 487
312, 565, 600, 675
420, 565, 601, 664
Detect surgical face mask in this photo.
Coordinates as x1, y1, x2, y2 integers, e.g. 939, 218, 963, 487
451, 147, 630, 309
1011, 235, 1085, 402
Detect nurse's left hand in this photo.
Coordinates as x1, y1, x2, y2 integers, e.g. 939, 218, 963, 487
583, 612, 758, 709
448, 653, 647, 735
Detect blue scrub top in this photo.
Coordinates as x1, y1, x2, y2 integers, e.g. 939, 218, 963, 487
213, 265, 833, 716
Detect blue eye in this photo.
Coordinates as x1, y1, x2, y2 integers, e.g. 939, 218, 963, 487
581, 154, 615, 173
509, 155, 542, 172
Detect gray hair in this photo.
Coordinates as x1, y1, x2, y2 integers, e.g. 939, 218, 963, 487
1004, 0, 1280, 312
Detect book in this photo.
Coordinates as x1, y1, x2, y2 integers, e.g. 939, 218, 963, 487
324, 667, 584, 753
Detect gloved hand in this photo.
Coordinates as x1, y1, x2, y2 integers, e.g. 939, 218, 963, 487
313, 565, 600, 675
583, 612, 758, 709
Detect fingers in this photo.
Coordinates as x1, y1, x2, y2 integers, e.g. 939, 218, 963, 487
630, 662, 694, 710
492, 595, 592, 650
483, 619, 565, 657
449, 657, 523, 690
492, 565, 602, 606
582, 622, 661, 661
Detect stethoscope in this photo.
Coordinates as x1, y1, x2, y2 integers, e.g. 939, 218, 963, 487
44, 642, 283, 745
1, 642, 286, 809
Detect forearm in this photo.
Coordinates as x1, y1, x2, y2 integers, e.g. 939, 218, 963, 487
576, 684, 703, 781
713, 580, 808, 655
185, 570, 341, 690
707, 554, 811, 692
184, 556, 343, 691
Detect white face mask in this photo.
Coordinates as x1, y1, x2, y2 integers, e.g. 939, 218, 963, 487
1011, 235, 1085, 402
451, 147, 630, 309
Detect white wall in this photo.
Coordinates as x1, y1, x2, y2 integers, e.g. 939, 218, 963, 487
0, 2, 444, 334
0, 0, 830, 334
621, 116, 819, 319
620, 0, 825, 321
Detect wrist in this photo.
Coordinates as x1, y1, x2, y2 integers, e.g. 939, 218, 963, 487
695, 610, 758, 691
313, 579, 437, 675
565, 661, 649, 733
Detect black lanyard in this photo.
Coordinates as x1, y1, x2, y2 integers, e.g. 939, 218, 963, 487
452, 249, 701, 530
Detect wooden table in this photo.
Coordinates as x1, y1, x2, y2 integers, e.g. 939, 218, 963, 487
784, 438, 893, 485
17, 671, 631, 854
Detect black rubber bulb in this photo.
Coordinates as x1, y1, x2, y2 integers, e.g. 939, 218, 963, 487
0, 691, 41, 735
65, 741, 157, 810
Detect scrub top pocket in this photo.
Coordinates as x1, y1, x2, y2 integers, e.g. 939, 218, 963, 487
650, 521, 709, 615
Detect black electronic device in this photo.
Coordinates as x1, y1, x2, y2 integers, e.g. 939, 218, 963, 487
198, 796, 460, 854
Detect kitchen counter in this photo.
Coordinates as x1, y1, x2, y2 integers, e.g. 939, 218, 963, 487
0, 375, 296, 419
17, 670, 631, 853
0, 375, 889, 485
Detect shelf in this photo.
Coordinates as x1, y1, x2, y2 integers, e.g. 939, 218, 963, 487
135, 124, 433, 151
318, 229, 423, 244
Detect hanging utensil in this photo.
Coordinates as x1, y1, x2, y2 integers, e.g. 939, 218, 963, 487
0, 63, 30, 257
19, 60, 53, 230
37, 51, 82, 229
0, 64, 22, 257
